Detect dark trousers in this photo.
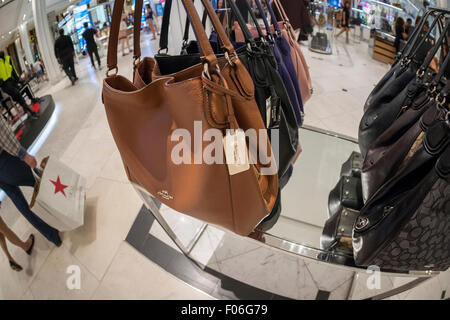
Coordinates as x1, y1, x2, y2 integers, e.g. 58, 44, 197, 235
0, 152, 60, 245
0, 79, 35, 114
61, 56, 77, 80
87, 46, 100, 68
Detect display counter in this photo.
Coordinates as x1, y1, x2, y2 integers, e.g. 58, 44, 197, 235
131, 126, 439, 300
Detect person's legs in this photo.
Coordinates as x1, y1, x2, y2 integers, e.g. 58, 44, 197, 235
121, 38, 126, 56
0, 152, 61, 245
335, 27, 345, 38
0, 217, 30, 251
151, 23, 157, 40
0, 233, 15, 262
2, 80, 37, 117
87, 48, 95, 68
345, 28, 349, 44
0, 183, 60, 245
93, 46, 101, 68
68, 56, 77, 79
126, 37, 131, 53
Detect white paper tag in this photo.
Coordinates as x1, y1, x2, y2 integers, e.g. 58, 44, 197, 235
223, 129, 250, 176
266, 97, 272, 128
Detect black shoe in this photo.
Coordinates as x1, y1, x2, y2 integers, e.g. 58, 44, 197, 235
54, 233, 62, 247
9, 260, 23, 272
71, 77, 76, 86
26, 234, 35, 255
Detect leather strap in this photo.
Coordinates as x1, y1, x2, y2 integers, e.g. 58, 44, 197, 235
182, 0, 218, 67
242, 0, 265, 39
406, 12, 445, 61
431, 49, 450, 87
265, 0, 282, 33
401, 9, 435, 58
133, 0, 144, 60
227, 0, 255, 44
200, 0, 236, 55
254, 0, 273, 36
418, 20, 450, 73
271, 0, 289, 24
159, 0, 174, 51
107, 0, 126, 73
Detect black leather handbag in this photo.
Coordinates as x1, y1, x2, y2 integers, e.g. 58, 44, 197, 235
226, 0, 298, 179
340, 151, 363, 177
321, 207, 360, 253
360, 54, 450, 202
353, 98, 450, 271
328, 175, 364, 218
358, 15, 443, 156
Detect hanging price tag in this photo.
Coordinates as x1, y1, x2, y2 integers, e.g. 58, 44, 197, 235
223, 129, 250, 176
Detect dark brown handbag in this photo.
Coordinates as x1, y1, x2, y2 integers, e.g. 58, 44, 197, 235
102, 0, 278, 236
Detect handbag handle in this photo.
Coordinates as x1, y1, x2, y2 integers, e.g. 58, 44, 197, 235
254, 0, 274, 36
198, 0, 236, 56
431, 50, 450, 89
265, 0, 282, 34
242, 0, 267, 40
133, 0, 144, 62
226, 0, 256, 45
107, 0, 220, 75
404, 12, 445, 64
417, 20, 450, 76
397, 9, 435, 60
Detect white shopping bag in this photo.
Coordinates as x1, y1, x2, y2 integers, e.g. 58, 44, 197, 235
30, 157, 86, 231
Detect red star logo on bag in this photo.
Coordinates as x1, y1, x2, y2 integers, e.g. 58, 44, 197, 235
50, 176, 68, 197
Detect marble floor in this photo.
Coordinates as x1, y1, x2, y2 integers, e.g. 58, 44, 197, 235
0, 31, 448, 300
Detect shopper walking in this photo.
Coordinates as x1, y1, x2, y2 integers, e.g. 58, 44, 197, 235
335, 1, 351, 44
82, 22, 101, 70
55, 29, 78, 85
119, 12, 132, 56
0, 51, 39, 120
145, 4, 158, 40
0, 216, 35, 272
0, 116, 62, 247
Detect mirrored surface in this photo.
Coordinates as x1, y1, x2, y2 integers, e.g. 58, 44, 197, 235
266, 126, 359, 250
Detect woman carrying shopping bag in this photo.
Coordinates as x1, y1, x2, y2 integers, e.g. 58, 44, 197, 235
0, 117, 62, 249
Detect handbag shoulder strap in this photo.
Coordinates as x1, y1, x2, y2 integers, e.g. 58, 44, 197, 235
107, 0, 126, 73
227, 0, 255, 44
200, 0, 236, 56
399, 9, 433, 59
107, 0, 219, 75
265, 0, 282, 33
159, 0, 174, 52
254, 0, 273, 36
133, 0, 144, 61
242, 0, 266, 39
418, 21, 450, 75
405, 12, 444, 62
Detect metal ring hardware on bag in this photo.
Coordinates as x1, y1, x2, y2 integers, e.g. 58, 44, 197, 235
106, 67, 118, 78
436, 93, 447, 107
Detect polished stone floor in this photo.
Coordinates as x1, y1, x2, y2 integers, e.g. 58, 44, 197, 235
0, 30, 448, 300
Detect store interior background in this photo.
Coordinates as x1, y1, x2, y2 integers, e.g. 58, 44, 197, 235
0, 0, 449, 300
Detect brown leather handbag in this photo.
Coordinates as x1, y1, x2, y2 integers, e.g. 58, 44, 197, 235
102, 0, 278, 236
